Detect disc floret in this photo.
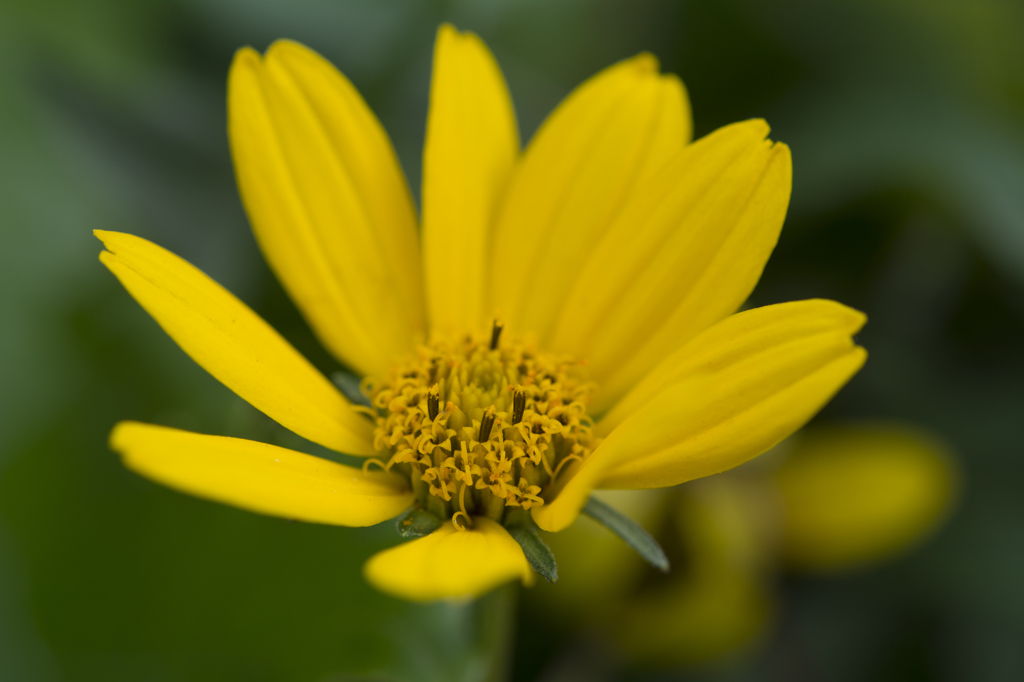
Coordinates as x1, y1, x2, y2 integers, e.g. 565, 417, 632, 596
365, 324, 599, 529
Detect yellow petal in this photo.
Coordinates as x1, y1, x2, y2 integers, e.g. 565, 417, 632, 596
422, 24, 518, 337
111, 422, 412, 526
363, 518, 533, 601
775, 424, 957, 572
229, 41, 424, 378
97, 230, 374, 455
489, 53, 691, 343
533, 300, 866, 532
598, 298, 866, 435
551, 120, 791, 412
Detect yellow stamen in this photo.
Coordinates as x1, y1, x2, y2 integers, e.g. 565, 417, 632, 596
384, 448, 415, 470
511, 387, 526, 425
479, 405, 497, 441
427, 384, 440, 421
551, 452, 584, 482
453, 481, 471, 531
365, 330, 601, 526
538, 449, 555, 477
489, 319, 504, 350
452, 510, 471, 531
352, 405, 376, 419
362, 457, 389, 473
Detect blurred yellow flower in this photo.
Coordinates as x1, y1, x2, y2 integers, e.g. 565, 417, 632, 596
775, 424, 957, 571
541, 423, 957, 665
97, 24, 866, 601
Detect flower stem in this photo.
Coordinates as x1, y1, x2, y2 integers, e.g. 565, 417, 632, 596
474, 583, 518, 682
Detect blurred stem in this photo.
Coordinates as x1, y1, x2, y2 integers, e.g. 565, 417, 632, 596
475, 583, 518, 682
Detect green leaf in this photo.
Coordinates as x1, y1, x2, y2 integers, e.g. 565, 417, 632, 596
583, 496, 669, 573
331, 370, 371, 407
507, 524, 558, 583
395, 506, 443, 538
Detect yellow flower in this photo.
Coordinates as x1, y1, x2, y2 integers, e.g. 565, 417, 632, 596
539, 423, 957, 666
97, 24, 866, 602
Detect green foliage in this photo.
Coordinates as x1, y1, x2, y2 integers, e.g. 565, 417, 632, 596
395, 506, 443, 539
582, 497, 669, 573
507, 524, 558, 584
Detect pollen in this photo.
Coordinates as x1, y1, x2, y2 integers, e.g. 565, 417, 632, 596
364, 322, 600, 529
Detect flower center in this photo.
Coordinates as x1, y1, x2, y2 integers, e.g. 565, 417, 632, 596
364, 322, 600, 529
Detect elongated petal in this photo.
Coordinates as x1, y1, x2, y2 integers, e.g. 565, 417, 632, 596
551, 120, 791, 412
423, 25, 518, 337
598, 299, 866, 434
533, 300, 866, 532
229, 41, 424, 378
111, 422, 412, 526
775, 424, 957, 571
489, 54, 691, 343
97, 230, 374, 455
363, 518, 534, 601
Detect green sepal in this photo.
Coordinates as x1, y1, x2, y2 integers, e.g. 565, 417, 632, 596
331, 370, 371, 407
583, 496, 669, 573
507, 524, 558, 583
395, 505, 443, 538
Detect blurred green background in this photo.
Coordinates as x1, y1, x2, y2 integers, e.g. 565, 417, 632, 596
2, 0, 1023, 680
